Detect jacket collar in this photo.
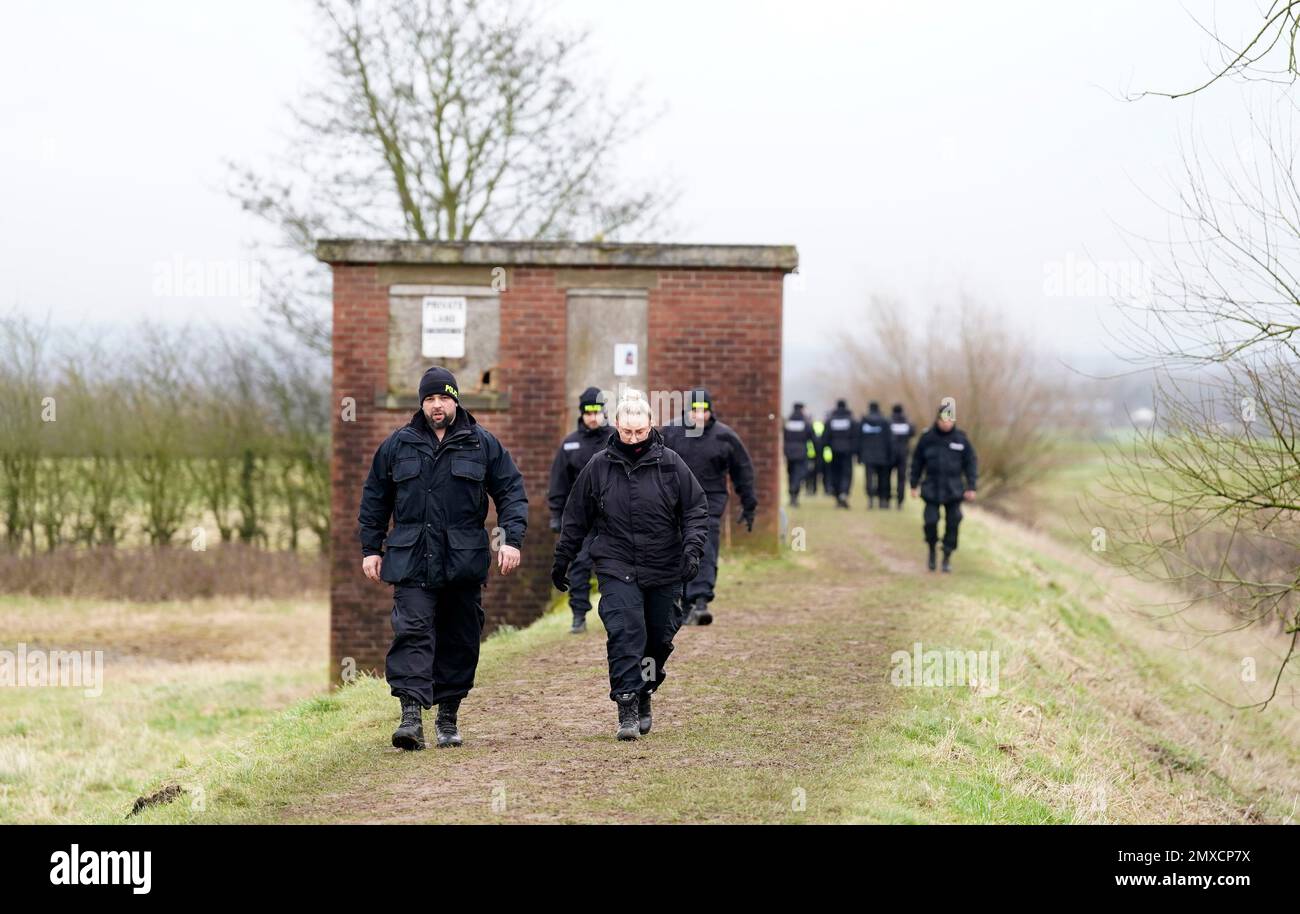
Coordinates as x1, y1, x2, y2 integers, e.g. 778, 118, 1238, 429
577, 416, 610, 437
604, 426, 664, 468
397, 405, 479, 456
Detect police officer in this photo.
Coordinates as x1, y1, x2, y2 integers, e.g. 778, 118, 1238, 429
661, 387, 758, 626
888, 403, 915, 509
547, 386, 610, 634
909, 400, 977, 573
359, 366, 528, 751
825, 399, 857, 508
783, 401, 815, 507
551, 390, 709, 740
857, 400, 893, 509
805, 414, 826, 496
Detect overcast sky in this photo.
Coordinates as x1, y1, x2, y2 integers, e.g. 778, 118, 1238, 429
0, 1, 1278, 402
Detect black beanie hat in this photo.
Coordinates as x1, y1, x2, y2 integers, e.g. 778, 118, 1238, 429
868, 400, 880, 412
418, 366, 460, 403
579, 386, 605, 414
688, 387, 713, 411
891, 403, 904, 415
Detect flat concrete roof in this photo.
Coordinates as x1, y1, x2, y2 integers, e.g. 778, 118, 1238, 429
315, 239, 798, 272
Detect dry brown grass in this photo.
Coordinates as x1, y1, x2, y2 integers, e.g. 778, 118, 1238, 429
0, 543, 325, 601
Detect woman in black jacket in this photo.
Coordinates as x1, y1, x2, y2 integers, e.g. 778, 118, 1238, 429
909, 400, 978, 573
552, 389, 710, 740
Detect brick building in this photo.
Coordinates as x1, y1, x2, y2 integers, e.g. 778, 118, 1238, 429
317, 240, 798, 678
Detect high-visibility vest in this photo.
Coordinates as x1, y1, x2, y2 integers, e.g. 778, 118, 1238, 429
809, 420, 825, 459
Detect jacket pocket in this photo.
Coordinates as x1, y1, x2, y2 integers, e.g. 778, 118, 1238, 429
451, 457, 486, 482
451, 457, 486, 512
393, 457, 421, 482
380, 524, 424, 584
446, 525, 490, 585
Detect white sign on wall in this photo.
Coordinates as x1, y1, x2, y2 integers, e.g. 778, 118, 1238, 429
613, 342, 638, 376
422, 296, 467, 358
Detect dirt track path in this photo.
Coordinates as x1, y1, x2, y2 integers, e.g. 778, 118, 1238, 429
289, 498, 927, 823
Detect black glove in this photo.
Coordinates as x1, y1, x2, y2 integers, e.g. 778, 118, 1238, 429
739, 508, 755, 532
682, 554, 700, 583
551, 559, 570, 592
548, 515, 562, 533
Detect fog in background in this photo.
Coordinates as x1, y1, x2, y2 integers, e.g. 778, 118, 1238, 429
0, 1, 1274, 414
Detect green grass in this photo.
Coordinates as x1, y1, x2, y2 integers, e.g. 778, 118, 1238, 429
6, 454, 1298, 823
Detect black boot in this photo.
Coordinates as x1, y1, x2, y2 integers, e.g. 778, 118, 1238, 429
435, 698, 462, 748
867, 496, 875, 510
693, 597, 713, 626
392, 696, 425, 751
569, 610, 587, 634
615, 692, 640, 740
941, 550, 952, 573
681, 598, 702, 626
638, 691, 653, 735
896, 499, 904, 510
790, 491, 799, 507
927, 543, 937, 572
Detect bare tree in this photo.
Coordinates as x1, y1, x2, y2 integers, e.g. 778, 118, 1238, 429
826, 297, 1088, 501
233, 0, 673, 351
1099, 99, 1300, 704
1136, 0, 1300, 99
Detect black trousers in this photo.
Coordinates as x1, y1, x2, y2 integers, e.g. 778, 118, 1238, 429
567, 529, 597, 614
596, 574, 684, 700
829, 452, 853, 497
804, 458, 821, 494
890, 452, 908, 502
923, 499, 964, 552
386, 581, 485, 708
786, 457, 808, 498
865, 462, 891, 503
685, 510, 723, 605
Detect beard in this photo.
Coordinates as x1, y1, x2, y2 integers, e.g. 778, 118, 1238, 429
426, 408, 454, 430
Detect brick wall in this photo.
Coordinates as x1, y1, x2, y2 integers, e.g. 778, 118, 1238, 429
328, 261, 784, 680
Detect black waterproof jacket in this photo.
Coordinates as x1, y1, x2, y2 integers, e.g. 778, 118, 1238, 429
909, 423, 978, 504
824, 405, 858, 454
857, 407, 893, 465
358, 407, 528, 587
554, 427, 709, 587
660, 414, 758, 517
546, 417, 611, 526
782, 410, 816, 461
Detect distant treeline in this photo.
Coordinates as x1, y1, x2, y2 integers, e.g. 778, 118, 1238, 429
0, 316, 330, 553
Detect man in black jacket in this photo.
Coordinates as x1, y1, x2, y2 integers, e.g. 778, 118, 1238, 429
547, 386, 609, 634
909, 400, 977, 573
857, 401, 893, 509
359, 366, 528, 751
888, 403, 915, 509
825, 399, 857, 508
552, 390, 709, 740
660, 387, 758, 626
783, 401, 815, 507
